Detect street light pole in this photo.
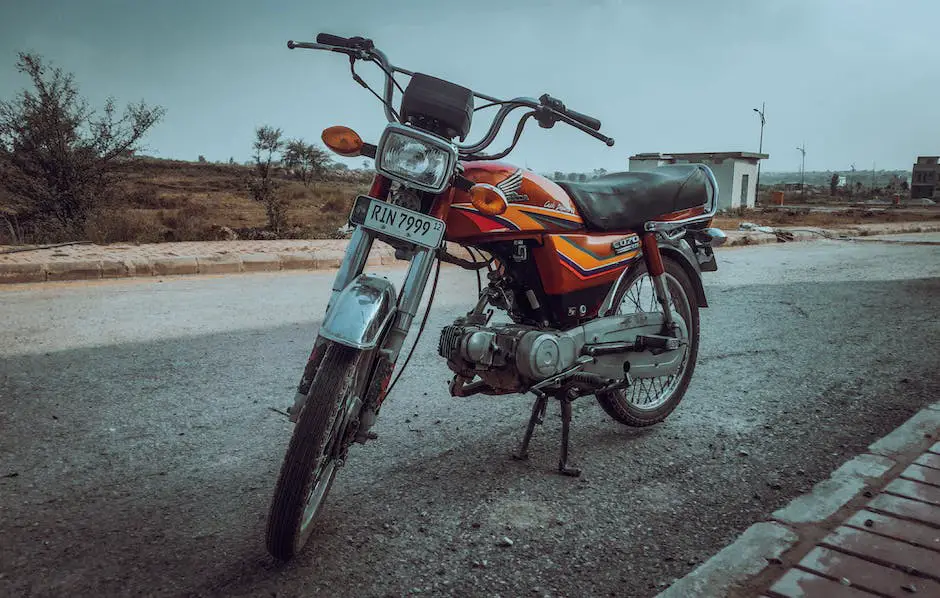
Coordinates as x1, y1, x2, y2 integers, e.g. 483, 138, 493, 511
797, 143, 807, 202
753, 102, 765, 205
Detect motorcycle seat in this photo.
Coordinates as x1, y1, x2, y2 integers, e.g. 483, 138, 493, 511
557, 164, 714, 232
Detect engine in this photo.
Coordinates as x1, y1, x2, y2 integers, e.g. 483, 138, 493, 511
438, 321, 578, 392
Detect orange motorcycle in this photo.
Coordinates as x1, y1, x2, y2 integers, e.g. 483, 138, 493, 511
266, 33, 727, 560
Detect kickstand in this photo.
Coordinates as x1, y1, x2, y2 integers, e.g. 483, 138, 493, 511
513, 393, 548, 461
558, 398, 581, 477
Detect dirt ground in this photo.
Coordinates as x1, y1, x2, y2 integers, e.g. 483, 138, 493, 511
712, 206, 940, 230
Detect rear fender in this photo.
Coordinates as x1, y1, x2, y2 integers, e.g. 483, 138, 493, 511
319, 274, 398, 349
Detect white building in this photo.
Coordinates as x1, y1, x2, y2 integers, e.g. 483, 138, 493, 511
628, 151, 769, 210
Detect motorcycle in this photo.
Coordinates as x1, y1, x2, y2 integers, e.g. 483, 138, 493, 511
266, 33, 727, 561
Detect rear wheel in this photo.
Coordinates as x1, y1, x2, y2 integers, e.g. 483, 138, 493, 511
266, 343, 363, 561
595, 257, 700, 426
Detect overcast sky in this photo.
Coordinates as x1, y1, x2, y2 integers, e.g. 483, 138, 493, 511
1, 0, 937, 173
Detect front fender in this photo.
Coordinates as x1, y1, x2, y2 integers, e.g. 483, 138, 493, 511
319, 274, 397, 350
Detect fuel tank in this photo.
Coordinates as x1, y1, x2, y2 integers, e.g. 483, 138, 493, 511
442, 161, 586, 241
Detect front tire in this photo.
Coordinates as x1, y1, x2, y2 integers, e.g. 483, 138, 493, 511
596, 256, 700, 427
266, 343, 362, 561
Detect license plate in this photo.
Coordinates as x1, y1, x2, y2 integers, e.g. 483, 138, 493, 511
349, 195, 445, 249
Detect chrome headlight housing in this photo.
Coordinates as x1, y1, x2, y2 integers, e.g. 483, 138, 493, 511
375, 123, 458, 194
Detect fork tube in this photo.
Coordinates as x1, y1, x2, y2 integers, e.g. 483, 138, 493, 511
326, 175, 391, 313
327, 227, 374, 314
641, 232, 675, 328
384, 247, 435, 359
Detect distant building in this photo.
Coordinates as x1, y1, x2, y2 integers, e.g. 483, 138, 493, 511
911, 156, 940, 199
628, 151, 769, 210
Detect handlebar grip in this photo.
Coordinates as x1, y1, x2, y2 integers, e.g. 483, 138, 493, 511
565, 108, 601, 132
316, 33, 354, 47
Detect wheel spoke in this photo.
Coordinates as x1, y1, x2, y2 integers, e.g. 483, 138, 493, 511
613, 270, 694, 413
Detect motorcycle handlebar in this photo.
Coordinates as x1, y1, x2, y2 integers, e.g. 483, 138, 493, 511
316, 33, 352, 47
539, 94, 601, 131
564, 108, 602, 132
287, 38, 614, 151
315, 33, 375, 51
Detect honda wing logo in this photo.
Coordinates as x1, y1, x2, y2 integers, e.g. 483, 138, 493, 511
496, 169, 528, 203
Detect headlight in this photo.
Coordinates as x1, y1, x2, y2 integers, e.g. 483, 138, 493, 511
375, 123, 457, 194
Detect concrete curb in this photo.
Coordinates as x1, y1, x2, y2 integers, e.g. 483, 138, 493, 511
1, 225, 937, 284
656, 522, 799, 598
658, 400, 940, 598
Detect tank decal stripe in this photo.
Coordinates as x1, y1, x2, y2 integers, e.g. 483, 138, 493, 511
557, 250, 636, 279
525, 211, 582, 231
558, 236, 640, 264
451, 205, 520, 231
558, 236, 614, 261
515, 205, 582, 222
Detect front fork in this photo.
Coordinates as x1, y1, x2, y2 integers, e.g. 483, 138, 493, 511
289, 221, 438, 422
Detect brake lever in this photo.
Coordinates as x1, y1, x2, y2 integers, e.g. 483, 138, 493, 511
552, 109, 615, 146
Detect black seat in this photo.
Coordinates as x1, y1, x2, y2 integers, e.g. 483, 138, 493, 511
557, 164, 713, 232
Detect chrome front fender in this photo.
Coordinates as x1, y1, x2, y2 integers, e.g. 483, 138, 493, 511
319, 274, 397, 350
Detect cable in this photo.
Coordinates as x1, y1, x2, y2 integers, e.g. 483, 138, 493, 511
474, 100, 517, 112
370, 58, 406, 95
385, 257, 441, 397
350, 58, 400, 121
467, 247, 482, 296
464, 112, 536, 161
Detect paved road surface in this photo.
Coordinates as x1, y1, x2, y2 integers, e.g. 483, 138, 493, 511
2, 238, 939, 597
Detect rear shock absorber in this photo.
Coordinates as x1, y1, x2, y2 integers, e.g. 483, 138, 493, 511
640, 232, 675, 330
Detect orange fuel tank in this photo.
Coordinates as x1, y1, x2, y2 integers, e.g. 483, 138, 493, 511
441, 161, 586, 242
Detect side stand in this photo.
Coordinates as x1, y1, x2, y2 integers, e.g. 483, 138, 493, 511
512, 393, 547, 462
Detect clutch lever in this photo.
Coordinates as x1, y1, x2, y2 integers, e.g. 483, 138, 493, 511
287, 40, 369, 60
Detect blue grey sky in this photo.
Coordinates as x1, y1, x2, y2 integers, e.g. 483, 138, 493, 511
1, 0, 937, 173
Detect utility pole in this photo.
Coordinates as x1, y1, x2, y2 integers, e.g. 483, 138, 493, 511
871, 161, 876, 195
753, 102, 766, 204
796, 143, 806, 202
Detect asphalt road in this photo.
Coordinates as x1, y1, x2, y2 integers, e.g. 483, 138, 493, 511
2, 238, 939, 598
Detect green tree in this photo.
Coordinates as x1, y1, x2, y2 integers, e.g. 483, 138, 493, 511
283, 138, 330, 187
0, 53, 164, 242
247, 126, 288, 235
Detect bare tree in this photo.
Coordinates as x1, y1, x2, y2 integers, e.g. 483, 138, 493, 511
247, 126, 288, 234
0, 53, 164, 242
283, 138, 330, 187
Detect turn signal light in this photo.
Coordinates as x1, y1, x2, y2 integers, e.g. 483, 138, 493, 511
322, 126, 364, 157
469, 183, 509, 216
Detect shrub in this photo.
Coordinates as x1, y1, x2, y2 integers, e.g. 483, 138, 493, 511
0, 53, 165, 242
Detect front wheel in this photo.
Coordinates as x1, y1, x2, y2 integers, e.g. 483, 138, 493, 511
266, 343, 362, 561
595, 256, 700, 426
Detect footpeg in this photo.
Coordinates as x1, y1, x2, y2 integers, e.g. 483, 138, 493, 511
287, 392, 307, 423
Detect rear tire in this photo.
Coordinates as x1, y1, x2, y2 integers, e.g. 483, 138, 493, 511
596, 257, 700, 427
266, 343, 361, 561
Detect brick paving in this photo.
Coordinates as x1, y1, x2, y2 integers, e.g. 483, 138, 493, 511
763, 442, 940, 597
